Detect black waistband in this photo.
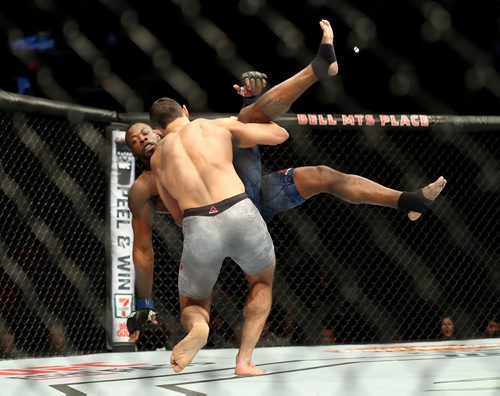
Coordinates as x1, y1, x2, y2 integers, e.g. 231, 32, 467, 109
184, 193, 248, 217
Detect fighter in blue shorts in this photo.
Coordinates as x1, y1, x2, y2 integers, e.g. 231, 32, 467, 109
232, 72, 447, 224
232, 143, 304, 222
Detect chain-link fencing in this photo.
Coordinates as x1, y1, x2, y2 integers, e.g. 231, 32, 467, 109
0, 96, 498, 359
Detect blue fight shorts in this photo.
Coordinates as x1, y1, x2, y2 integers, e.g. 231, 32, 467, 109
260, 168, 306, 222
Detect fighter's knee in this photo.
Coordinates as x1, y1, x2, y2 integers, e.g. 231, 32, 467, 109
246, 264, 275, 286
310, 165, 343, 183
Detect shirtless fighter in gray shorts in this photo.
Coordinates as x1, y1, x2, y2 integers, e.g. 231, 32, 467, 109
180, 194, 275, 299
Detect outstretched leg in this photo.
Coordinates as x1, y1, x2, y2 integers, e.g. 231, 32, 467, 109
170, 297, 210, 373
293, 166, 402, 207
292, 166, 446, 219
235, 264, 275, 376
238, 19, 338, 123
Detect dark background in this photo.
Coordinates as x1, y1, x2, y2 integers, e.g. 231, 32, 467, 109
1, 0, 499, 116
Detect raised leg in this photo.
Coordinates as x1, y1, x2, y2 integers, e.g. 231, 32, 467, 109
293, 166, 447, 220
170, 297, 210, 373
293, 166, 401, 207
238, 19, 338, 123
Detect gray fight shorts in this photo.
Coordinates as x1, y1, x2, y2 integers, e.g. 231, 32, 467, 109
179, 193, 275, 299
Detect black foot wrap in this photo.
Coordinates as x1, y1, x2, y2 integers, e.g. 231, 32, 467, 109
398, 190, 431, 213
312, 44, 337, 79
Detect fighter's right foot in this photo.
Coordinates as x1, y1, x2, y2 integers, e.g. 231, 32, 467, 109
235, 354, 264, 376
408, 176, 447, 221
170, 323, 209, 373
311, 19, 338, 79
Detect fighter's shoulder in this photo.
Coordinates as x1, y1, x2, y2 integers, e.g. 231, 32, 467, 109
191, 117, 239, 133
209, 116, 242, 128
128, 172, 155, 207
188, 117, 224, 124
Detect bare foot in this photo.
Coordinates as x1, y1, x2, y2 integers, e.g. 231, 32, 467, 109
408, 176, 447, 221
170, 323, 209, 373
311, 19, 338, 78
319, 19, 334, 45
235, 354, 264, 376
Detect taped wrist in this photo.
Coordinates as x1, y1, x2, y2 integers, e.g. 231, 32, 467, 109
136, 297, 154, 310
398, 191, 430, 213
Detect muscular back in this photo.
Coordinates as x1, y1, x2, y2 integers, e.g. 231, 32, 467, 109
151, 118, 245, 211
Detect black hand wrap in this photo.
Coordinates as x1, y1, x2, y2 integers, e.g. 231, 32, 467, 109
126, 309, 157, 333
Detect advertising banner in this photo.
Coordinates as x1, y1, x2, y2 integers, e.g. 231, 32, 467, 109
108, 128, 135, 346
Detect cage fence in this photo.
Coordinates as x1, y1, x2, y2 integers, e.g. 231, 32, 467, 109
0, 96, 498, 359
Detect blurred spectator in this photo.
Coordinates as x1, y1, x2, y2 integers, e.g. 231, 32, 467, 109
47, 323, 80, 356
207, 311, 232, 348
318, 326, 337, 345
0, 329, 25, 359
0, 282, 18, 310
439, 315, 455, 340
256, 321, 282, 347
136, 326, 164, 351
160, 316, 176, 351
277, 313, 305, 346
147, 315, 181, 352
305, 264, 339, 310
482, 319, 499, 338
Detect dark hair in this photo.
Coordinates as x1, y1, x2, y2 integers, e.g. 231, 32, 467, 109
149, 97, 184, 128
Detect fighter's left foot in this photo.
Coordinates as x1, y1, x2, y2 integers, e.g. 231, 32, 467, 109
311, 19, 338, 79
408, 176, 447, 221
170, 323, 208, 373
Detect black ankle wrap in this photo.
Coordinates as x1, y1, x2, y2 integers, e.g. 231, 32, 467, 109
398, 190, 430, 213
312, 44, 337, 79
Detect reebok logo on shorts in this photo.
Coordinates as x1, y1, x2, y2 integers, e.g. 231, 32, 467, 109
183, 193, 247, 217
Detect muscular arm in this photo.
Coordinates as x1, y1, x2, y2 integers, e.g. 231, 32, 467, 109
127, 174, 182, 341
128, 181, 155, 299
223, 119, 289, 148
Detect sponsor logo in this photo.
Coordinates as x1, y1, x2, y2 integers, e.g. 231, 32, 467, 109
0, 362, 214, 380
115, 141, 134, 186
0, 362, 150, 380
117, 321, 129, 338
114, 294, 133, 318
328, 343, 500, 353
297, 113, 430, 127
209, 205, 218, 214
